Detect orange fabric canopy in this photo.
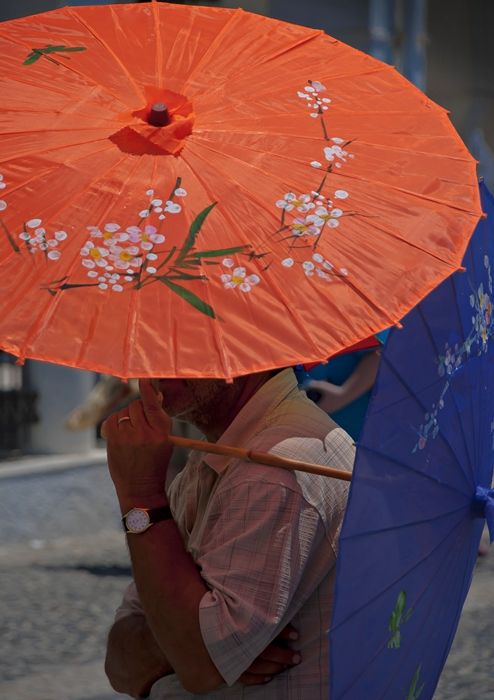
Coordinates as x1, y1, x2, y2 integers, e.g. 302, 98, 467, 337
0, 2, 482, 379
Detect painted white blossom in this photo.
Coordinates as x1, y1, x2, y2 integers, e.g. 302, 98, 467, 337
291, 216, 321, 237
282, 258, 294, 267
302, 260, 315, 276
310, 81, 326, 92
334, 190, 349, 199
80, 241, 110, 269
324, 144, 349, 164
276, 193, 313, 213
221, 265, 261, 292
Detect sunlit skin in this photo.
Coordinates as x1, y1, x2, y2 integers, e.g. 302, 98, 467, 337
151, 373, 275, 442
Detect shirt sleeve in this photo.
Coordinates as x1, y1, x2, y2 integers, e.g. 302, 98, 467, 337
197, 472, 332, 686
113, 580, 144, 622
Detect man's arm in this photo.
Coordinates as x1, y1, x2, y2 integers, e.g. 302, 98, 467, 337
124, 513, 225, 694
105, 613, 173, 698
103, 387, 225, 694
103, 382, 308, 694
106, 599, 301, 696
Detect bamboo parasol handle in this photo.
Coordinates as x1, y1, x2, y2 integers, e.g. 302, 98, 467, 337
167, 435, 352, 482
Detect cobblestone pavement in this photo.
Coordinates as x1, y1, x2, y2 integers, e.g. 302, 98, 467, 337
0, 461, 492, 699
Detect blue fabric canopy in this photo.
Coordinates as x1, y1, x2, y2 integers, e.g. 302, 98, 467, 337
329, 181, 494, 700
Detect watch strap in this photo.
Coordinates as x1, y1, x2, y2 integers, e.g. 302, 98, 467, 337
148, 505, 173, 524
122, 505, 173, 533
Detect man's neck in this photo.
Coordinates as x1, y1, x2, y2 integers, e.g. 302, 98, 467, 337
194, 371, 274, 442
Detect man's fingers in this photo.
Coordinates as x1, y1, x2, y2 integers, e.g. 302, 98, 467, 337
238, 645, 301, 686
138, 379, 170, 431
276, 623, 299, 643
238, 672, 274, 686
242, 643, 301, 680
243, 658, 285, 676
128, 399, 148, 430
100, 418, 109, 440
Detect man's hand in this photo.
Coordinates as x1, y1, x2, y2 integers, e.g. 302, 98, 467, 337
239, 624, 301, 686
105, 613, 173, 698
101, 379, 173, 509
106, 612, 300, 696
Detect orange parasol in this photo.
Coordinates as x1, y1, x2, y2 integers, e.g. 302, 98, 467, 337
0, 1, 482, 382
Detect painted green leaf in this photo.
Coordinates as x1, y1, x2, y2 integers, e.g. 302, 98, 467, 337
42, 45, 68, 52
388, 591, 413, 649
59, 282, 99, 290
45, 44, 86, 53
167, 272, 207, 281
24, 45, 86, 64
23, 52, 42, 65
162, 246, 177, 265
159, 278, 215, 318
44, 282, 99, 294
406, 665, 425, 700
176, 260, 202, 268
0, 220, 20, 253
177, 202, 217, 261
190, 245, 250, 259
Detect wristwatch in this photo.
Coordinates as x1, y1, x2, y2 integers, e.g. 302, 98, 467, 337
122, 505, 173, 534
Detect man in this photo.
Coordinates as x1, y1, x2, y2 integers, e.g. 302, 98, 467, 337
103, 367, 354, 698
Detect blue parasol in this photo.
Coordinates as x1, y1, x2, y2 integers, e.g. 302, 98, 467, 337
329, 181, 494, 700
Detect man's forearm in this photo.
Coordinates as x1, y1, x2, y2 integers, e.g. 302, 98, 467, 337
105, 613, 173, 698
123, 513, 225, 695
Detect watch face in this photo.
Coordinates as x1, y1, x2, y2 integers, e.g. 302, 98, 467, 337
126, 508, 150, 533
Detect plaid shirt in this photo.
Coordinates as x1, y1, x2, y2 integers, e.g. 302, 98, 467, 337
115, 369, 354, 699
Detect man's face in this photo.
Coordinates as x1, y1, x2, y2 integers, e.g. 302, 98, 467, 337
154, 377, 241, 426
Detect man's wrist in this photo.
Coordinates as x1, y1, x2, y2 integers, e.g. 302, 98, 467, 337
118, 493, 170, 515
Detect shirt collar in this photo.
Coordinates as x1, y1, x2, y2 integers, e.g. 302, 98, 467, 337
203, 368, 298, 474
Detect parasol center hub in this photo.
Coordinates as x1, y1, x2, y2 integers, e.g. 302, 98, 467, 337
148, 102, 170, 127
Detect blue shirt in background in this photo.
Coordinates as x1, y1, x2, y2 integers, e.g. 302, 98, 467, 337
295, 330, 390, 441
